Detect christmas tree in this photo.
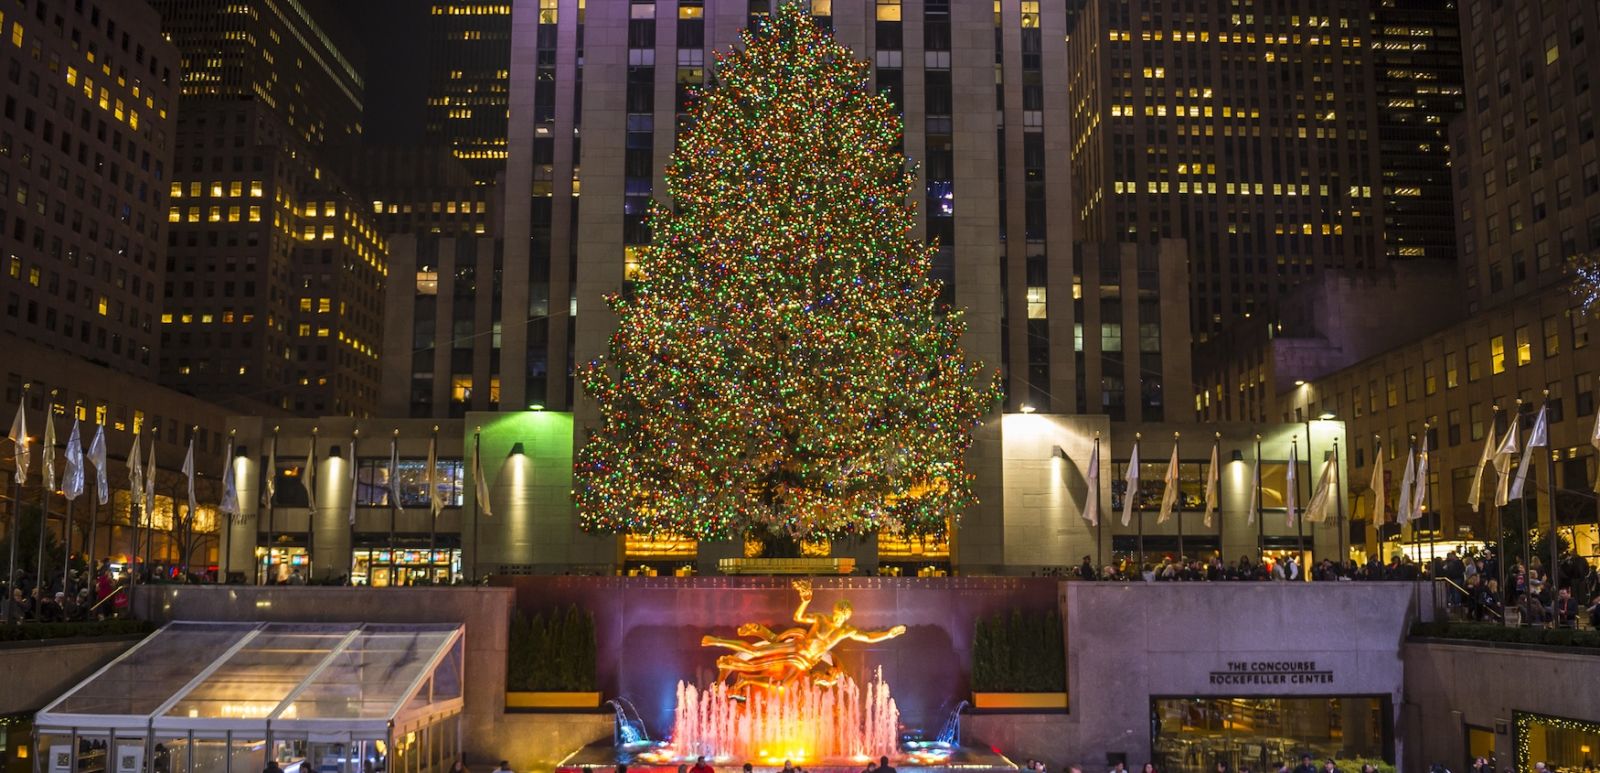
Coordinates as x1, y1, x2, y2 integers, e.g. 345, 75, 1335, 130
573, 3, 1000, 544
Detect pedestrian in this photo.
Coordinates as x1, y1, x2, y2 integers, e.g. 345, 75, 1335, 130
781, 762, 796, 773
1140, 764, 1158, 773
1109, 763, 1128, 773
862, 760, 878, 773
691, 758, 714, 773
1321, 760, 1340, 773
1292, 755, 1317, 773
878, 757, 896, 773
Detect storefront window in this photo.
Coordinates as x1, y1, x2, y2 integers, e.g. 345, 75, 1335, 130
354, 459, 465, 508
1516, 712, 1600, 773
351, 549, 460, 587
1152, 697, 1391, 773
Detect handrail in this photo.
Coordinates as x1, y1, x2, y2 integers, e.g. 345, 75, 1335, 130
1434, 576, 1502, 619
88, 584, 126, 614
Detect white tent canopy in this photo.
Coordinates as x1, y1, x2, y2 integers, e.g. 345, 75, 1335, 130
36, 621, 465, 741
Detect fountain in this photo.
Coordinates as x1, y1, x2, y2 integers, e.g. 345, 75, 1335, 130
557, 581, 1016, 772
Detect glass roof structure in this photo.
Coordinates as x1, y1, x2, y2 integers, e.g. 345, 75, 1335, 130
35, 622, 465, 740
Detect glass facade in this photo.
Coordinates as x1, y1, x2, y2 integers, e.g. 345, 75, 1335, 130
1152, 697, 1391, 773
1516, 712, 1600, 773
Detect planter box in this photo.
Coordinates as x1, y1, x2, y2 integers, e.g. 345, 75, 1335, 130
506, 691, 603, 710
972, 692, 1068, 711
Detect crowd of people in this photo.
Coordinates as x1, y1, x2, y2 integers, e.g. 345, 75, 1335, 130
1, 561, 131, 623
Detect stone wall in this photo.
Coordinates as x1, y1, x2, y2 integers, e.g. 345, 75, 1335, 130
1402, 641, 1600, 772
0, 637, 141, 714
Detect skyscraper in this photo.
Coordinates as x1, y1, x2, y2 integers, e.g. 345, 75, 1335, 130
1067, 0, 1388, 340
152, 0, 389, 416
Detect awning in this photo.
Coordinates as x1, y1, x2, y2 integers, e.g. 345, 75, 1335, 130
35, 621, 465, 740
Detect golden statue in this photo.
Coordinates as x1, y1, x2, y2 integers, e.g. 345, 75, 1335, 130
701, 579, 907, 695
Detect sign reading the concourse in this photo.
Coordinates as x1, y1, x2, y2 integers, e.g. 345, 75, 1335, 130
1208, 660, 1335, 686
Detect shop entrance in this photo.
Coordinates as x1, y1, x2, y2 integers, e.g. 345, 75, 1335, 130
1152, 697, 1393, 773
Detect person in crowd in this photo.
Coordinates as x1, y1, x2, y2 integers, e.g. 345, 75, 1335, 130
877, 756, 896, 773
691, 757, 714, 773
39, 591, 65, 622
1469, 756, 1492, 773
1292, 754, 1317, 773
1138, 764, 1156, 773
1107, 763, 1127, 773
1320, 760, 1340, 773
263, 759, 283, 773
1215, 761, 1231, 773
448, 755, 469, 773
861, 759, 878, 773
492, 760, 513, 773
1553, 587, 1579, 627
1077, 556, 1096, 580
1359, 765, 1379, 773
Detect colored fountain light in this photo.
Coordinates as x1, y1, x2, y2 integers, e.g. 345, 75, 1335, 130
652, 580, 905, 764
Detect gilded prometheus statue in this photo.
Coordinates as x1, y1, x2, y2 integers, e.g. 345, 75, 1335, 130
701, 579, 907, 695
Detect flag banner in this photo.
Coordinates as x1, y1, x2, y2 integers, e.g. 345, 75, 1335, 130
1120, 442, 1140, 527
1370, 439, 1385, 524
1247, 452, 1260, 526
144, 444, 157, 517
1493, 413, 1521, 507
389, 437, 405, 512
181, 438, 197, 527
8, 397, 29, 484
1397, 444, 1416, 525
1509, 405, 1548, 501
43, 411, 57, 491
220, 440, 241, 523
1157, 445, 1180, 524
1468, 424, 1496, 513
127, 436, 144, 510
1305, 447, 1338, 523
1202, 441, 1219, 528
262, 436, 276, 508
1083, 442, 1100, 526
347, 436, 359, 526
474, 440, 494, 518
1591, 411, 1600, 493
1285, 443, 1299, 528
1412, 432, 1430, 517
428, 435, 443, 518
303, 442, 317, 513
63, 420, 84, 501
89, 424, 108, 505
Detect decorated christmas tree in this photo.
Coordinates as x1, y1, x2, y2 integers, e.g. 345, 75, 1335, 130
573, 3, 1000, 544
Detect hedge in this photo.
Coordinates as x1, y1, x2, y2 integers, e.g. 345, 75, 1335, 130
971, 610, 1065, 693
506, 605, 597, 692
0, 619, 155, 643
1410, 621, 1600, 649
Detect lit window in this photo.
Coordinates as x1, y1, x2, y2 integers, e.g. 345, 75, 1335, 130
97, 296, 108, 316
230, 181, 243, 197
170, 182, 183, 198
1490, 335, 1506, 374
248, 206, 261, 222
1515, 326, 1532, 366
250, 181, 264, 197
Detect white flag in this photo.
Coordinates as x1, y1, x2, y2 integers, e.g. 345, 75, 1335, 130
428, 434, 443, 518
474, 439, 494, 518
302, 442, 317, 513
63, 419, 85, 501
181, 437, 197, 526
127, 436, 144, 511
1591, 410, 1600, 494
389, 437, 405, 512
219, 439, 240, 522
143, 443, 157, 517
261, 435, 276, 508
88, 424, 108, 505
1202, 441, 1219, 528
1247, 452, 1260, 526
1412, 431, 1430, 517
8, 397, 29, 484
1493, 413, 1521, 507
1468, 424, 1496, 512
1509, 405, 1548, 501
1083, 442, 1100, 526
1305, 446, 1338, 523
347, 435, 359, 526
1370, 439, 1385, 524
42, 410, 57, 491
1157, 445, 1180, 524
1396, 444, 1416, 525
1284, 443, 1299, 528
1120, 441, 1140, 527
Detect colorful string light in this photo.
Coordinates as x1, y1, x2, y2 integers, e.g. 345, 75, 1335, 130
572, 4, 1001, 543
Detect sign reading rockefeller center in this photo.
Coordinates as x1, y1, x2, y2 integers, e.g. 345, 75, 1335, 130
1209, 660, 1336, 686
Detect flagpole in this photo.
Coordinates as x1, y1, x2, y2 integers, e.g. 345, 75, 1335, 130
387, 430, 400, 587
308, 426, 319, 583
37, 390, 57, 594
1174, 432, 1184, 561
473, 426, 483, 584
264, 427, 278, 585
86, 423, 98, 590
1299, 424, 1310, 565
1542, 391, 1560, 595
1422, 424, 1435, 571
349, 428, 361, 586
1255, 433, 1264, 562
1094, 433, 1103, 569
4, 383, 25, 597
1213, 432, 1222, 564
222, 429, 236, 584
1490, 405, 1506, 598
1334, 438, 1346, 569
1134, 432, 1145, 573
426, 428, 437, 584
1514, 399, 1531, 582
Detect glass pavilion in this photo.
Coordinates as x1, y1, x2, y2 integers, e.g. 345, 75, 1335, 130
33, 622, 465, 773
